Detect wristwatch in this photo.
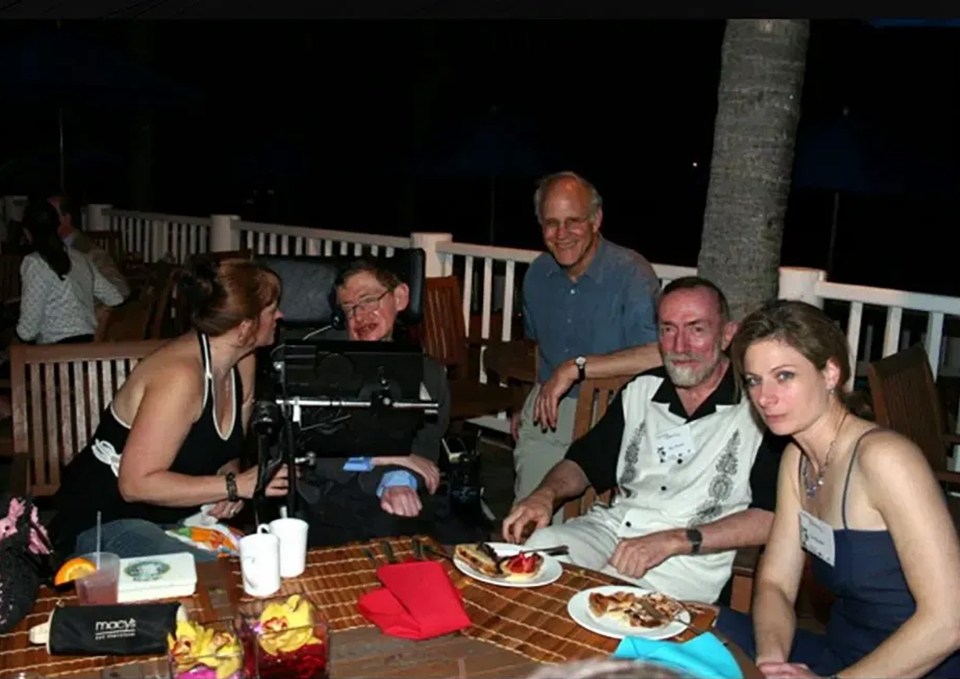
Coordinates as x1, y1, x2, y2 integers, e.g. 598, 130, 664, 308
574, 355, 587, 383
686, 528, 703, 555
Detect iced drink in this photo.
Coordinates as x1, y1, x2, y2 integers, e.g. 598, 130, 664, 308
75, 551, 120, 605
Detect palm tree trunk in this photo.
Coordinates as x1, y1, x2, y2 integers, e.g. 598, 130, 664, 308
697, 20, 810, 320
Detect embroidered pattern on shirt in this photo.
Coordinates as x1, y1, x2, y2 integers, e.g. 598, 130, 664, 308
690, 429, 740, 526
618, 421, 646, 497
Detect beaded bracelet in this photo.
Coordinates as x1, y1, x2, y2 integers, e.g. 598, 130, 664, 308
225, 471, 239, 502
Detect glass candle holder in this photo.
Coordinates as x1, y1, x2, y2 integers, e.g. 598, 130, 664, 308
235, 594, 330, 679
167, 618, 244, 679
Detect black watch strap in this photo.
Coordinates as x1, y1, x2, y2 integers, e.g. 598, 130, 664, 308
575, 356, 587, 382
225, 472, 239, 502
686, 528, 703, 555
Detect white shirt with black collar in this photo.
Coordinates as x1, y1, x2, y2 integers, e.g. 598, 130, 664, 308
566, 365, 781, 602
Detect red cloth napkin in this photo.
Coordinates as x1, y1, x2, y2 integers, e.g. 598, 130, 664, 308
357, 560, 471, 639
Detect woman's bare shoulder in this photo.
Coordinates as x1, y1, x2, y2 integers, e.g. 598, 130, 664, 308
116, 337, 204, 408
854, 426, 931, 481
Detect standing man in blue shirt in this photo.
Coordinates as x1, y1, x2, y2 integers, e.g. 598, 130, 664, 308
512, 172, 661, 514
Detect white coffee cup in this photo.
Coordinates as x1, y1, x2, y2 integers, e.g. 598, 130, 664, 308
239, 525, 281, 597
268, 517, 309, 578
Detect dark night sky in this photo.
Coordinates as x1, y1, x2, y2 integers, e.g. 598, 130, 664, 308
1, 19, 959, 295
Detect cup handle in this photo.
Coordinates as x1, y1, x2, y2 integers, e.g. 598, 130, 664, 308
257, 524, 271, 535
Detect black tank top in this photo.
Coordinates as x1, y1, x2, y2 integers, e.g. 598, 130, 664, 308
51, 332, 244, 554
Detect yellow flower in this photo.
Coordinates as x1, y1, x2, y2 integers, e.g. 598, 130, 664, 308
257, 594, 320, 656
168, 619, 241, 679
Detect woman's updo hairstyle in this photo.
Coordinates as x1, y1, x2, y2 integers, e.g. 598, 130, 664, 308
179, 257, 280, 337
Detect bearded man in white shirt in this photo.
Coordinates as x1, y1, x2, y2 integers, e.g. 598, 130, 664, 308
502, 277, 785, 603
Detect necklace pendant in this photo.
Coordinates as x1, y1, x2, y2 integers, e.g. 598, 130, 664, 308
801, 457, 823, 498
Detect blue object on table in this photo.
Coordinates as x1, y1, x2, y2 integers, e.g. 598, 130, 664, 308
342, 456, 374, 472
613, 632, 743, 679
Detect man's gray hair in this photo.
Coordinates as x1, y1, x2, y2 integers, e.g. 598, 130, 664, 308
523, 658, 693, 679
533, 171, 603, 224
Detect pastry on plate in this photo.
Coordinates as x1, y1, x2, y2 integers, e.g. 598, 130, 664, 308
588, 590, 685, 628
454, 543, 545, 582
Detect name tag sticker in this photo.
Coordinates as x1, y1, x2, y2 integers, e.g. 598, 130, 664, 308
799, 510, 836, 567
654, 424, 696, 464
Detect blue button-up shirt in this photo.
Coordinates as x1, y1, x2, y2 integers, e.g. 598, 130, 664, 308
522, 237, 660, 397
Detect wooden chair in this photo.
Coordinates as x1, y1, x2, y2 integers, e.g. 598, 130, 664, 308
867, 343, 960, 487
94, 262, 180, 341
85, 230, 125, 265
421, 275, 525, 421
562, 375, 632, 520
146, 262, 181, 339
95, 297, 156, 342
10, 340, 167, 497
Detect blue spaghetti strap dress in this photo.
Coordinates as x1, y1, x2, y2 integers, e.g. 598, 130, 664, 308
716, 428, 960, 677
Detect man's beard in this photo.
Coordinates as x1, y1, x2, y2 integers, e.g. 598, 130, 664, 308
662, 349, 721, 388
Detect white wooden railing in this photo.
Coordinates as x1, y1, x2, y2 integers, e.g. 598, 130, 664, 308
6, 197, 960, 403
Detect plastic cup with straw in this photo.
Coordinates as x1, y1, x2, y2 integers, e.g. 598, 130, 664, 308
76, 509, 119, 605
95, 510, 101, 569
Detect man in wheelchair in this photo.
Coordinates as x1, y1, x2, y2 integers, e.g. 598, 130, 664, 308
260, 254, 489, 546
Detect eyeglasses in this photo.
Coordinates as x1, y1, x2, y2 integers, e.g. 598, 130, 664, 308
341, 289, 392, 318
541, 214, 592, 233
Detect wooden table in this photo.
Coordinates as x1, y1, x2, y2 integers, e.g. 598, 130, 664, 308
0, 537, 759, 678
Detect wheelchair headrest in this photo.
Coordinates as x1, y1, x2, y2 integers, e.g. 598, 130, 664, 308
255, 248, 425, 328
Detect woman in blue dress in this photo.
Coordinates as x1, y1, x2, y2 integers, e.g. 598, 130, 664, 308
717, 299, 960, 678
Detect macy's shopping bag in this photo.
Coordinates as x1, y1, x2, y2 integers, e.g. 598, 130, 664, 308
30, 602, 184, 656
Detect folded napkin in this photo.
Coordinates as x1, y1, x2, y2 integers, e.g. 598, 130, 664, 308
613, 632, 743, 679
357, 560, 471, 640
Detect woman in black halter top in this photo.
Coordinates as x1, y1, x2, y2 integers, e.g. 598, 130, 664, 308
50, 258, 290, 561
715, 300, 960, 679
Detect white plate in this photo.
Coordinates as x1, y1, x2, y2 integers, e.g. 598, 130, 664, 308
567, 585, 691, 640
453, 542, 563, 588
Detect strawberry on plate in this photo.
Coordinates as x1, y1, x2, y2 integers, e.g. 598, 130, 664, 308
501, 552, 544, 577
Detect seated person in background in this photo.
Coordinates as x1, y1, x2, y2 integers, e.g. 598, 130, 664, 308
715, 300, 960, 679
16, 200, 125, 345
502, 277, 785, 604
49, 258, 289, 562
49, 193, 130, 299
301, 259, 483, 546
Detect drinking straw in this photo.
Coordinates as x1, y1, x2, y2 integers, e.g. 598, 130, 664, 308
95, 510, 102, 569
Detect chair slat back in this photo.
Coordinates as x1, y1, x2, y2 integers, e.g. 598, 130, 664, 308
147, 262, 181, 339
867, 343, 950, 473
563, 374, 633, 520
422, 276, 469, 371
11, 340, 168, 496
